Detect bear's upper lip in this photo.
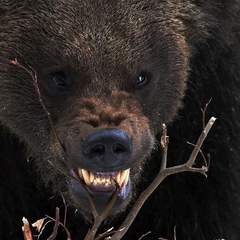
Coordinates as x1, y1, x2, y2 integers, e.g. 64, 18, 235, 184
77, 168, 130, 192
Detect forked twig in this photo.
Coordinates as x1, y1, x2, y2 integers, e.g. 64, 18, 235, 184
44, 210, 72, 240
185, 117, 215, 169
110, 117, 216, 239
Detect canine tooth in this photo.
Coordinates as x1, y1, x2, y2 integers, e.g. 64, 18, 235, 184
82, 169, 91, 186
77, 168, 83, 179
116, 172, 121, 185
90, 172, 94, 183
123, 169, 130, 186
119, 170, 125, 187
120, 169, 130, 187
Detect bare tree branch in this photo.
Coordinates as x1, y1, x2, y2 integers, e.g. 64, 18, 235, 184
201, 98, 212, 129
138, 231, 151, 240
185, 117, 216, 168
47, 208, 60, 240
22, 217, 33, 240
160, 123, 169, 170
110, 117, 216, 239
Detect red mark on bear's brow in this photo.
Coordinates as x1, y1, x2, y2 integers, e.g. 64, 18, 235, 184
10, 59, 19, 66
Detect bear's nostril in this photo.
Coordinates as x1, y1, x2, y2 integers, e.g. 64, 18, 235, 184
112, 143, 127, 154
90, 144, 105, 155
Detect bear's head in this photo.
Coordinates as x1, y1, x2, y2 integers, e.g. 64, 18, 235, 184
0, 1, 209, 217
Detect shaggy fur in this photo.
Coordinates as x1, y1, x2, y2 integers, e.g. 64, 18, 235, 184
0, 1, 240, 239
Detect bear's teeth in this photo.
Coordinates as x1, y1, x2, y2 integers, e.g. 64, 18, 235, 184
78, 169, 91, 186
77, 168, 130, 188
122, 169, 130, 187
90, 171, 95, 183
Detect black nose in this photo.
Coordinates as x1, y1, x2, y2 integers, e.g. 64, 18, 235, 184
82, 129, 132, 168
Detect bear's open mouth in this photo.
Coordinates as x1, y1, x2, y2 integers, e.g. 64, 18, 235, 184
77, 168, 130, 192
70, 167, 132, 213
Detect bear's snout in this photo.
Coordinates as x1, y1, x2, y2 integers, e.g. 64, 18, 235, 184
54, 95, 154, 214
82, 129, 133, 169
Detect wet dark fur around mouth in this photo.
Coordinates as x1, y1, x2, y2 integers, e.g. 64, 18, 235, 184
0, 1, 240, 239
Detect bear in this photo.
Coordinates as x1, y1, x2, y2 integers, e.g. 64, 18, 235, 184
0, 0, 240, 239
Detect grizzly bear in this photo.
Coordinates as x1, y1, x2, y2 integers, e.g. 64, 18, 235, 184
0, 1, 240, 239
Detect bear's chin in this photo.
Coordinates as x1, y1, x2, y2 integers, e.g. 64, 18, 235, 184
69, 168, 132, 215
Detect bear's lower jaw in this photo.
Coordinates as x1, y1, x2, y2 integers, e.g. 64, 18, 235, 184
69, 168, 131, 215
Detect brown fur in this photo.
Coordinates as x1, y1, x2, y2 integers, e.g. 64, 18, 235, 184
0, 1, 240, 239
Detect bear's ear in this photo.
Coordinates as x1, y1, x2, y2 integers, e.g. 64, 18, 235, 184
134, 71, 151, 88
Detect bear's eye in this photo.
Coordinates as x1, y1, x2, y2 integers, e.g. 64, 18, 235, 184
135, 72, 150, 88
50, 72, 66, 87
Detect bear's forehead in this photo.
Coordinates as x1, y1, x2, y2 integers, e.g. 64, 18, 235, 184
2, 0, 190, 86
37, 4, 157, 62
5, 1, 181, 55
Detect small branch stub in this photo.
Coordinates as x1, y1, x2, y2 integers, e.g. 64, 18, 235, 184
111, 116, 216, 239
161, 123, 168, 149
160, 123, 169, 170
22, 217, 33, 240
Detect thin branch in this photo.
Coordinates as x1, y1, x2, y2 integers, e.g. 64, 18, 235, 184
84, 184, 120, 240
45, 213, 72, 240
110, 117, 216, 239
174, 225, 177, 240
160, 123, 169, 170
95, 227, 124, 240
138, 231, 151, 240
187, 141, 209, 168
185, 117, 216, 168
10, 59, 68, 162
47, 207, 60, 240
94, 227, 114, 240
10, 59, 102, 235
201, 98, 212, 129
22, 217, 33, 240
37, 220, 53, 240
61, 193, 68, 227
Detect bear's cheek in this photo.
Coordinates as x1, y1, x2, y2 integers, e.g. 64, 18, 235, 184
54, 101, 155, 214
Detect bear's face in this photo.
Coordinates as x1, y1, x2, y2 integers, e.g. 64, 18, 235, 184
0, 1, 193, 216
